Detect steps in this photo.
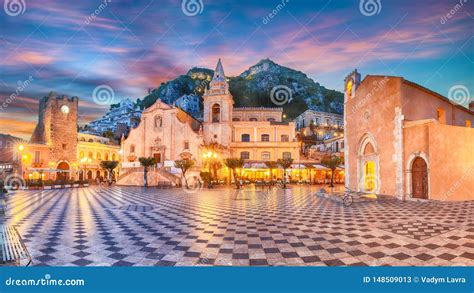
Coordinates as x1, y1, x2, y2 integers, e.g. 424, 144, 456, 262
117, 167, 181, 186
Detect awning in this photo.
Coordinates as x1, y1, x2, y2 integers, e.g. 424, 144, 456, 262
312, 164, 330, 171
291, 163, 306, 169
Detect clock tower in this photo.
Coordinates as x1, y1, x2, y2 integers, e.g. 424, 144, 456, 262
31, 91, 79, 167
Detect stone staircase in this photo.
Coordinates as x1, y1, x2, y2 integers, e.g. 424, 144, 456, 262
117, 167, 181, 186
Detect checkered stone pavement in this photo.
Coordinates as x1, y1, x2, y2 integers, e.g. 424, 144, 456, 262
1, 186, 473, 266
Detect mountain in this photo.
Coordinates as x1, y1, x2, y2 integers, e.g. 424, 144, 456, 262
141, 59, 343, 119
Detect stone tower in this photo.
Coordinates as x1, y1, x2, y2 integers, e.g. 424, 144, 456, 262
30, 92, 79, 166
202, 59, 234, 146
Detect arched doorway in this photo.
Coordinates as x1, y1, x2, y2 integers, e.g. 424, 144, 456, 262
56, 162, 70, 181
87, 170, 92, 180
357, 134, 380, 193
412, 157, 428, 199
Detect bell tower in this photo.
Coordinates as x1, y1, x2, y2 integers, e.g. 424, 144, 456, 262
202, 59, 233, 146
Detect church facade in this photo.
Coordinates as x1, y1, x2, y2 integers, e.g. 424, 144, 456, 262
118, 59, 300, 185
344, 70, 474, 201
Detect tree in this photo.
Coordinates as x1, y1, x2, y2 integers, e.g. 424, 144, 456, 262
321, 154, 342, 187
174, 159, 195, 189
100, 160, 119, 186
224, 158, 244, 189
102, 130, 115, 140
277, 158, 294, 189
139, 157, 157, 187
209, 160, 223, 182
264, 161, 278, 182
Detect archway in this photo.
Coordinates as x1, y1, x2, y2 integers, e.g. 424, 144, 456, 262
56, 162, 70, 181
87, 170, 93, 180
357, 133, 380, 193
412, 157, 428, 199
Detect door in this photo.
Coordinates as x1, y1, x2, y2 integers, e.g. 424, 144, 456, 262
363, 161, 375, 192
153, 153, 161, 163
412, 157, 428, 199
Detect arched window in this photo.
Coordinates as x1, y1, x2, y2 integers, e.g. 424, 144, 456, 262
154, 115, 162, 128
88, 152, 93, 159
97, 152, 102, 160
212, 104, 220, 123
281, 135, 289, 142
112, 153, 116, 161
240, 152, 250, 160
261, 152, 270, 160
80, 137, 86, 142
104, 153, 109, 160
79, 151, 84, 159
241, 134, 250, 142
130, 144, 136, 153
261, 134, 270, 142
88, 139, 94, 142
249, 117, 258, 122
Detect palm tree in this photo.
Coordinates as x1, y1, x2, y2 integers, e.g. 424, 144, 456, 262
138, 157, 157, 187
100, 160, 119, 186
276, 158, 294, 189
224, 158, 244, 189
264, 161, 278, 182
174, 159, 195, 189
321, 154, 342, 187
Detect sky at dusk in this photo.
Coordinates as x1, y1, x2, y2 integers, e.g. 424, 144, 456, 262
0, 0, 473, 139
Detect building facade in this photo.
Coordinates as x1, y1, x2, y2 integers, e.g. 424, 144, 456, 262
118, 59, 300, 185
0, 134, 24, 180
344, 70, 474, 201
18, 92, 120, 182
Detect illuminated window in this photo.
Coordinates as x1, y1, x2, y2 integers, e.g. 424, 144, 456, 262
241, 134, 250, 142
88, 152, 93, 159
97, 152, 102, 160
261, 152, 270, 160
79, 151, 84, 159
112, 153, 116, 161
104, 153, 109, 160
240, 152, 250, 160
261, 134, 270, 142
